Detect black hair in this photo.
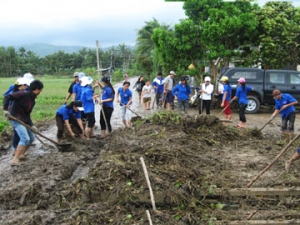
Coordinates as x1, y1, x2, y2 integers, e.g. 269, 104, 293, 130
13, 84, 22, 92
66, 101, 75, 109
241, 82, 246, 91
102, 77, 115, 96
157, 72, 162, 76
123, 81, 130, 86
30, 80, 44, 91
224, 80, 230, 85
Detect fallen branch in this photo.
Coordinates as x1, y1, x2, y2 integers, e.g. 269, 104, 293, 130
146, 210, 153, 225
247, 133, 300, 188
140, 156, 156, 210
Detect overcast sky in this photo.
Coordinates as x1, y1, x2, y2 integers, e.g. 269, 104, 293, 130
0, 0, 186, 48
1, 0, 299, 48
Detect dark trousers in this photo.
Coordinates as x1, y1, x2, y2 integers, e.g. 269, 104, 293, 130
282, 112, 296, 132
198, 99, 211, 115
239, 103, 247, 122
56, 114, 83, 139
100, 106, 114, 132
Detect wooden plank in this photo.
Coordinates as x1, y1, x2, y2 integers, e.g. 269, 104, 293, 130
215, 220, 300, 225
211, 187, 300, 197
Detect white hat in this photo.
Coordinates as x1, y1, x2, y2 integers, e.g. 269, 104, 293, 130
80, 76, 93, 86
16, 77, 31, 86
23, 73, 34, 83
73, 72, 80, 77
78, 72, 86, 80
170, 71, 176, 75
204, 76, 211, 82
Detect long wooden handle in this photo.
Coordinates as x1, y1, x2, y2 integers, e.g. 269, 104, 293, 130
8, 115, 60, 145
120, 102, 141, 118
217, 104, 230, 117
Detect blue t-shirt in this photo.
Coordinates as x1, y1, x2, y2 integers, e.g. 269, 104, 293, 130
275, 93, 297, 118
235, 86, 252, 105
81, 86, 94, 113
3, 84, 14, 96
72, 83, 82, 101
172, 84, 191, 100
102, 86, 114, 108
56, 105, 81, 121
152, 77, 164, 93
118, 87, 132, 106
223, 84, 232, 101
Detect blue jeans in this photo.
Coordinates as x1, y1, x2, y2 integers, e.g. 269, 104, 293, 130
177, 99, 189, 114
10, 120, 35, 146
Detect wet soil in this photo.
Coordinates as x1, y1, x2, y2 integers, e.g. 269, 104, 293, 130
1, 79, 300, 224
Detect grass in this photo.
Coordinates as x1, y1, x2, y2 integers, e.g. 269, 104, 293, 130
0, 76, 75, 132
0, 75, 124, 133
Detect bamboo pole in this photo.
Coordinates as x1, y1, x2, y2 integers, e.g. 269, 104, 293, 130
146, 210, 153, 225
140, 156, 156, 210
247, 133, 300, 188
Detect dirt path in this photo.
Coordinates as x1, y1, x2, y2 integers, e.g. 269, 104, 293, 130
0, 78, 300, 224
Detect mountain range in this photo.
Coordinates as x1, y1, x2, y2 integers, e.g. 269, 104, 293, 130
13, 43, 134, 57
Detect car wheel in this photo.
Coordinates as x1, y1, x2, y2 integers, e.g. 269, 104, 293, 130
246, 96, 260, 114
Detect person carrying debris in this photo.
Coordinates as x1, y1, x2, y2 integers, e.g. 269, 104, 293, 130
116, 81, 133, 128
270, 89, 297, 139
172, 76, 191, 114
220, 76, 232, 121
230, 78, 252, 128
55, 100, 86, 143
3, 80, 44, 166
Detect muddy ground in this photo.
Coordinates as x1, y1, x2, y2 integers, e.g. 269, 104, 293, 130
1, 80, 300, 224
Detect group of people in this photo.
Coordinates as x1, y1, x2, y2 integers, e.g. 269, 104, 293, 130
3, 71, 300, 172
219, 76, 299, 173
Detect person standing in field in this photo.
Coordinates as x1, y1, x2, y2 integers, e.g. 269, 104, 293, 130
80, 76, 96, 139
220, 76, 232, 121
172, 76, 191, 114
163, 71, 176, 110
269, 89, 298, 139
199, 76, 214, 115
230, 78, 253, 128
55, 101, 86, 143
64, 71, 79, 105
116, 81, 133, 128
152, 72, 164, 108
141, 80, 152, 110
95, 76, 115, 138
3, 80, 44, 166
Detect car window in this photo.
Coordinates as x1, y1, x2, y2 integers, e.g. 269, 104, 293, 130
289, 72, 300, 84
269, 72, 286, 84
231, 71, 259, 80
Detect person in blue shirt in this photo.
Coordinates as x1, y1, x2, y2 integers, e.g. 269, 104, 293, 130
152, 72, 164, 108
80, 76, 95, 139
220, 76, 232, 121
55, 100, 85, 143
95, 76, 115, 138
230, 77, 253, 128
116, 81, 132, 128
172, 76, 191, 114
270, 89, 298, 137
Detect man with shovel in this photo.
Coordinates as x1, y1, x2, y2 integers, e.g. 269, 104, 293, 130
270, 89, 297, 140
3, 80, 44, 166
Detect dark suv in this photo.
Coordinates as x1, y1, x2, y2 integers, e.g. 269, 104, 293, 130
216, 68, 300, 113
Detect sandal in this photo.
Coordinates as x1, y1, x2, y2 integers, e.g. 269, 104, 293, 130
10, 160, 21, 166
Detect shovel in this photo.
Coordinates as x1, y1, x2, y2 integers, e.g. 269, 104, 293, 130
217, 103, 231, 117
120, 102, 142, 118
8, 115, 72, 151
258, 110, 281, 132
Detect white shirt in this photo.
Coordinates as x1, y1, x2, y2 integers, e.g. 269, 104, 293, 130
201, 83, 214, 100
142, 85, 152, 98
